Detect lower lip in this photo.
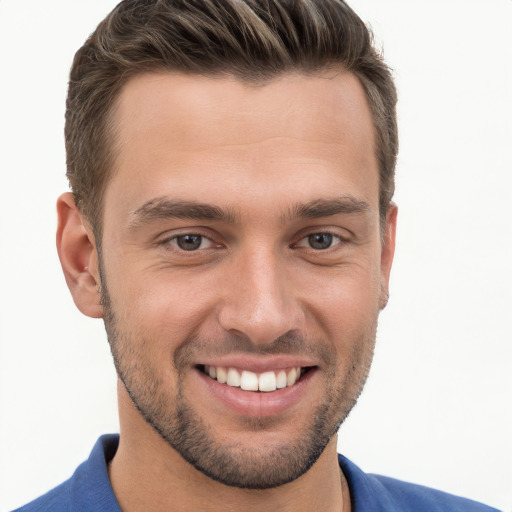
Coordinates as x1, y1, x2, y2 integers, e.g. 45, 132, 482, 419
195, 368, 316, 418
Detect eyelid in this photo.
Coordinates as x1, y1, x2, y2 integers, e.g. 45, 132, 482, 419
168, 234, 215, 250
293, 231, 343, 249
156, 228, 222, 251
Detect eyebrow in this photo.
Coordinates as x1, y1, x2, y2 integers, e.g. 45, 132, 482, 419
128, 195, 371, 230
128, 198, 239, 228
285, 196, 371, 221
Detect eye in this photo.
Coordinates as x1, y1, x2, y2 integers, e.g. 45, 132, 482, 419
168, 234, 214, 251
295, 232, 341, 250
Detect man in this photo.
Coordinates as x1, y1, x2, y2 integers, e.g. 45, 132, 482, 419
12, 1, 501, 511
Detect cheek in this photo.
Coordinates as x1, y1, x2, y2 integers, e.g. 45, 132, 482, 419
313, 273, 379, 386
104, 244, 382, 350
299, 260, 382, 331
110, 266, 219, 347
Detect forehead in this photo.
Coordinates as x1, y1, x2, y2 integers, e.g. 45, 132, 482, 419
114, 70, 375, 157
106, 71, 378, 223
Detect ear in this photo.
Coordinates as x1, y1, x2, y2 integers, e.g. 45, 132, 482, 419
379, 203, 398, 310
56, 192, 103, 318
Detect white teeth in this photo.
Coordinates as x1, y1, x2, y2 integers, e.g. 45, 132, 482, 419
276, 370, 287, 389
287, 368, 297, 386
240, 370, 259, 391
205, 365, 305, 392
226, 368, 241, 387
216, 367, 227, 384
258, 371, 277, 392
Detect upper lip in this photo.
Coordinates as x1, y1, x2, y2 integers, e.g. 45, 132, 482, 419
195, 355, 317, 373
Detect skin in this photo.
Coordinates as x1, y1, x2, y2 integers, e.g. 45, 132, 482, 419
57, 71, 397, 512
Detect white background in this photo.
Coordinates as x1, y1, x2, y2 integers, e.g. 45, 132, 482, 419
0, 1, 510, 510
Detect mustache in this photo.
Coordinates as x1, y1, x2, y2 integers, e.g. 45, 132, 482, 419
173, 330, 333, 370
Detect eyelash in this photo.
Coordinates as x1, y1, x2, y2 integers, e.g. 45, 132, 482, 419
159, 229, 347, 253
292, 231, 345, 251
160, 232, 218, 252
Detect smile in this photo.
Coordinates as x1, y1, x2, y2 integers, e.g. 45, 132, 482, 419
200, 365, 310, 392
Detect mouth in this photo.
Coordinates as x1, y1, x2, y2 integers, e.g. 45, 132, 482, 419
197, 364, 314, 392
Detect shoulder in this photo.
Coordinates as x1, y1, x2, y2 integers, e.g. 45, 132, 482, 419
338, 454, 501, 512
11, 479, 72, 512
371, 474, 500, 512
11, 435, 121, 512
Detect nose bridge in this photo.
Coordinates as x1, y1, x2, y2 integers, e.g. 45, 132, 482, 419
218, 245, 300, 344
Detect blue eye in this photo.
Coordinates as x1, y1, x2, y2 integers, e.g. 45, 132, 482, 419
307, 233, 334, 250
169, 234, 214, 251
176, 235, 203, 251
295, 232, 342, 250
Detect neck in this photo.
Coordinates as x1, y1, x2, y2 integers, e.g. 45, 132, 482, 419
109, 385, 351, 512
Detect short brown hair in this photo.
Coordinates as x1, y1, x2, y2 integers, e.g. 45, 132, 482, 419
65, 0, 398, 237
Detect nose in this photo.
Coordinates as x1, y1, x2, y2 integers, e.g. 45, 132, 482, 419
217, 249, 303, 345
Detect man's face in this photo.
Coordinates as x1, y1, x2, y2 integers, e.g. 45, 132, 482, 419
98, 71, 395, 488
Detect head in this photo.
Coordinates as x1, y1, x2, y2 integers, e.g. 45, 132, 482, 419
58, 0, 398, 491
65, 0, 398, 241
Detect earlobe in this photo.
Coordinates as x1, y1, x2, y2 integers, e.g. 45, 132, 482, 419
379, 203, 398, 310
56, 192, 103, 318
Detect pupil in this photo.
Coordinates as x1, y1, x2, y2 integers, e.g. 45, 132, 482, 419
308, 233, 332, 250
177, 235, 202, 251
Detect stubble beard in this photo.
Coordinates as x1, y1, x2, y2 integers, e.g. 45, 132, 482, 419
100, 276, 377, 489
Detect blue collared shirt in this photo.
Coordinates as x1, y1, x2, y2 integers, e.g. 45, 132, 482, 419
13, 434, 500, 511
